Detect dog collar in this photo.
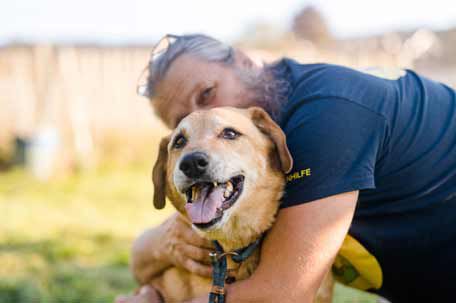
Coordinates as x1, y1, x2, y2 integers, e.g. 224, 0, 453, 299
208, 236, 264, 303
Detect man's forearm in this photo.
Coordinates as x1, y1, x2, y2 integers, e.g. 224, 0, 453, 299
184, 279, 314, 303
183, 282, 273, 303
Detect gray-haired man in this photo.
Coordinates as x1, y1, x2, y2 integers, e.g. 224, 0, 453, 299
118, 34, 456, 303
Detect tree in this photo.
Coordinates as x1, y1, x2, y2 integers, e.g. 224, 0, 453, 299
292, 6, 332, 45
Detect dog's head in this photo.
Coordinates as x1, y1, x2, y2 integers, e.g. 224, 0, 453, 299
152, 107, 292, 246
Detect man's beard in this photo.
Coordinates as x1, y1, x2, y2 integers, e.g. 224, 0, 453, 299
236, 61, 291, 122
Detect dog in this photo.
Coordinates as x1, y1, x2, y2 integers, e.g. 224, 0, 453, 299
147, 106, 334, 302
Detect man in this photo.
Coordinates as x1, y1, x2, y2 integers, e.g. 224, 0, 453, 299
121, 34, 456, 303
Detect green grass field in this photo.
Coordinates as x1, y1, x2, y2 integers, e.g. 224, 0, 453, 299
0, 165, 378, 303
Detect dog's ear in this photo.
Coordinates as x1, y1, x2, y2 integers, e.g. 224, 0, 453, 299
249, 107, 293, 174
152, 135, 171, 209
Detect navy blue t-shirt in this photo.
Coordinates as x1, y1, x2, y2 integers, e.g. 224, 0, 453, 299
278, 59, 456, 302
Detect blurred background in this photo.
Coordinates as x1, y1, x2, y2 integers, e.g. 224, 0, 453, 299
0, 0, 455, 302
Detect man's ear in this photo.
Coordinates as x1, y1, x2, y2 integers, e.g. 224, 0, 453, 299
152, 135, 171, 209
249, 107, 293, 174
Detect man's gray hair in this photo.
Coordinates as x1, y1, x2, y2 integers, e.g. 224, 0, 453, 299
145, 34, 235, 98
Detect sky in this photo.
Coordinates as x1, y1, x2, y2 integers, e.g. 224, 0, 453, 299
1, 0, 455, 45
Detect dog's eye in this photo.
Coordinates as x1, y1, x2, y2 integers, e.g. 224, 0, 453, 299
172, 134, 187, 149
220, 128, 241, 140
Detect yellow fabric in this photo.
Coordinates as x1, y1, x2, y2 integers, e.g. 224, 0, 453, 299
332, 235, 383, 290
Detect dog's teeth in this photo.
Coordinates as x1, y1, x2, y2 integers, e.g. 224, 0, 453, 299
213, 182, 218, 187
224, 181, 233, 198
191, 186, 198, 201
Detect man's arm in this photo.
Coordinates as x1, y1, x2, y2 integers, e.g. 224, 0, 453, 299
186, 191, 358, 303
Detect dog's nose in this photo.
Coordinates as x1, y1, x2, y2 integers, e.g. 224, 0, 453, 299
179, 152, 209, 179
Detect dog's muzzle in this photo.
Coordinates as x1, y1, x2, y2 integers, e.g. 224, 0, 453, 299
176, 151, 245, 230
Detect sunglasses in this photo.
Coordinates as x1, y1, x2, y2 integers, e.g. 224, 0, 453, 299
136, 34, 180, 97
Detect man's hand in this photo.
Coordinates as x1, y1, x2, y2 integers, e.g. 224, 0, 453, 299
159, 213, 214, 275
131, 213, 214, 284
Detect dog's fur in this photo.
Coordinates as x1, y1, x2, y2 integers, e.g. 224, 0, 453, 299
148, 107, 333, 302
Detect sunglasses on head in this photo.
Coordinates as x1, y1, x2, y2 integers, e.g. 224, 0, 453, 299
136, 34, 180, 97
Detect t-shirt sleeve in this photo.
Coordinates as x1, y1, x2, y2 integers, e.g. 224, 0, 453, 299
280, 97, 388, 208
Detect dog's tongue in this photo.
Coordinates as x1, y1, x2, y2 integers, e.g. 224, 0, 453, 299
185, 185, 225, 224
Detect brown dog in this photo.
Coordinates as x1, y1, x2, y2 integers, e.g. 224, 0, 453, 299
148, 107, 333, 302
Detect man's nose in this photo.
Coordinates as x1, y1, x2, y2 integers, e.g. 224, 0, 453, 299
179, 152, 209, 179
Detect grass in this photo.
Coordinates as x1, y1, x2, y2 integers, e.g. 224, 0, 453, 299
0, 165, 174, 303
0, 165, 377, 303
